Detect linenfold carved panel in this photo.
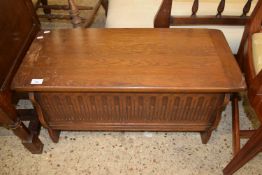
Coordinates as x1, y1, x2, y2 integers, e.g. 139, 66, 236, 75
35, 93, 224, 124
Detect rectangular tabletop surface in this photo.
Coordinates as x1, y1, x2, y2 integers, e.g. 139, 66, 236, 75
12, 28, 245, 92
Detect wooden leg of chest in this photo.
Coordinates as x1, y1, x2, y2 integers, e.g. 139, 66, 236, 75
29, 92, 61, 143
200, 112, 222, 144
0, 91, 43, 154
201, 94, 229, 144
48, 129, 61, 143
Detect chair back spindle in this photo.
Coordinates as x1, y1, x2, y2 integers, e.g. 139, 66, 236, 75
154, 0, 260, 27
242, 0, 253, 17
191, 0, 199, 17
217, 0, 226, 17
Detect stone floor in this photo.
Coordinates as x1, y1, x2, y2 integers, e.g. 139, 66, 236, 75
1, 1, 261, 175
1, 102, 262, 175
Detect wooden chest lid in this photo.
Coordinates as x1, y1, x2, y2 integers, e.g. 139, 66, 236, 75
0, 0, 40, 90
12, 28, 246, 93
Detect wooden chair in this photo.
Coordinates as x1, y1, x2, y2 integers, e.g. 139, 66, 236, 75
154, 0, 258, 28
35, 0, 105, 27
105, 0, 259, 54
223, 1, 262, 174
0, 0, 43, 154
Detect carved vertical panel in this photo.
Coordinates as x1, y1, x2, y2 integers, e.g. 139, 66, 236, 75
35, 93, 224, 127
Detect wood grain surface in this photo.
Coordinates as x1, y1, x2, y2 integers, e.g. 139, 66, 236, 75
12, 28, 245, 93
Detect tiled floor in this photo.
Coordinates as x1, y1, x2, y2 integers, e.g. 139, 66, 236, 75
1, 1, 261, 175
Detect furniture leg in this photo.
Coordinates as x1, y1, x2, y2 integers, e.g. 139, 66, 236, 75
48, 129, 61, 143
101, 0, 108, 15
84, 0, 102, 28
232, 94, 240, 155
40, 0, 51, 14
200, 95, 229, 144
223, 125, 262, 175
29, 92, 60, 143
200, 129, 213, 144
68, 0, 82, 27
0, 91, 43, 154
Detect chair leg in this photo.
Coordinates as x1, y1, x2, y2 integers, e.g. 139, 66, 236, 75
41, 0, 51, 14
0, 92, 43, 154
223, 125, 262, 175
232, 94, 240, 155
84, 0, 102, 28
101, 0, 108, 15
68, 0, 82, 27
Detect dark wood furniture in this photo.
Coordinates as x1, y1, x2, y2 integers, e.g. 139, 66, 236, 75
223, 1, 262, 174
154, 0, 261, 56
0, 0, 43, 153
154, 0, 257, 28
35, 0, 104, 28
12, 28, 245, 143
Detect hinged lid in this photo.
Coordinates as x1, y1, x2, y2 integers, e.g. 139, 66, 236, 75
0, 0, 40, 91
12, 28, 246, 93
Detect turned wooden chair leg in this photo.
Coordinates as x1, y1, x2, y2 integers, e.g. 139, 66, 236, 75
40, 0, 51, 14
68, 0, 82, 27
223, 125, 262, 175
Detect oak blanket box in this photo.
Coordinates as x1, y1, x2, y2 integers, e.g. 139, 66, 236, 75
11, 28, 245, 143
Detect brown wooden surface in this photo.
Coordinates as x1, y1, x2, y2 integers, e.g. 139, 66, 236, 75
223, 126, 262, 175
237, 0, 262, 71
154, 0, 258, 27
29, 91, 227, 143
33, 92, 224, 130
223, 1, 262, 174
12, 28, 245, 93
12, 28, 245, 144
0, 0, 43, 154
0, 0, 40, 90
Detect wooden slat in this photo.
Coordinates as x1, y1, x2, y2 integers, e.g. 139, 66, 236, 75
38, 5, 93, 11
170, 16, 248, 26
240, 130, 256, 138
17, 109, 36, 121
38, 14, 72, 20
